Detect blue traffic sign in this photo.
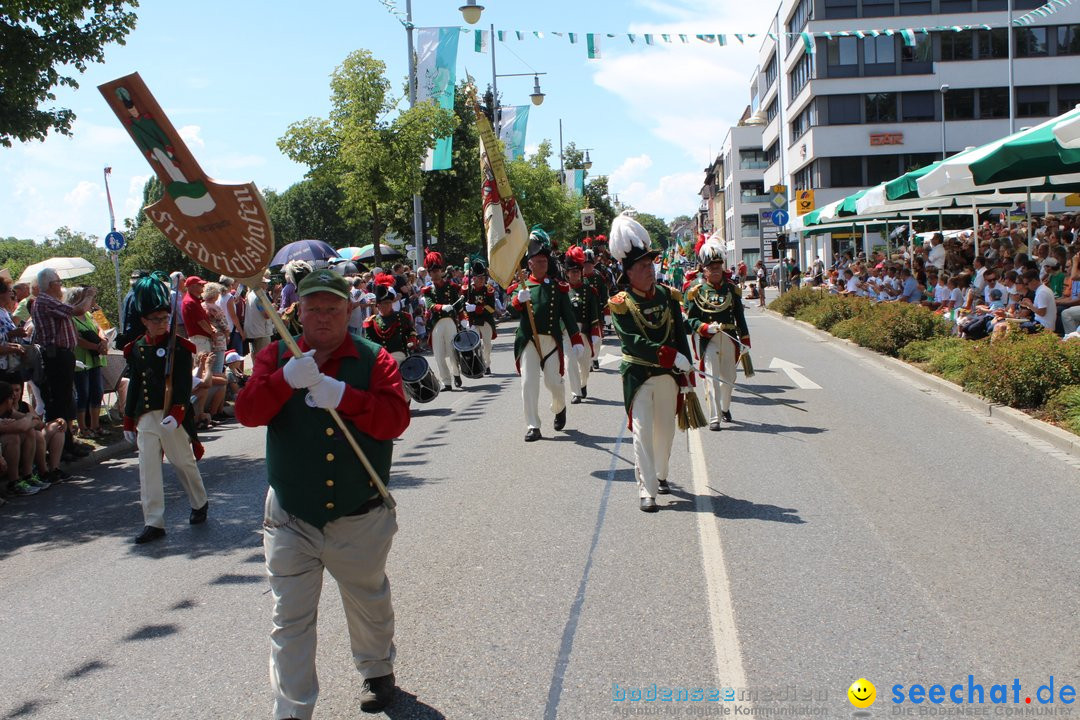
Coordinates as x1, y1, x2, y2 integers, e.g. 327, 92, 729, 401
771, 209, 790, 227
104, 231, 125, 252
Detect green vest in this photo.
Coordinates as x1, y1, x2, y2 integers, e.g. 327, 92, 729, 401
512, 278, 581, 362
268, 335, 393, 529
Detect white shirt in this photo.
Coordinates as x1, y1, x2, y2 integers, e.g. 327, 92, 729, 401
216, 292, 235, 333
950, 287, 965, 308
845, 277, 860, 294
244, 290, 274, 339
928, 243, 946, 270
1032, 283, 1057, 330
933, 283, 950, 303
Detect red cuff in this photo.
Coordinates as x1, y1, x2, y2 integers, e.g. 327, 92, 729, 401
511, 297, 523, 311
657, 346, 676, 369
741, 336, 751, 348
570, 333, 585, 347
123, 416, 135, 431
432, 304, 442, 313
169, 405, 186, 424
698, 325, 713, 337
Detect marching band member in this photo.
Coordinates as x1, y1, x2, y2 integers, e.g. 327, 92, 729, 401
363, 273, 418, 366
684, 236, 750, 431
562, 246, 603, 404
420, 251, 465, 391
463, 259, 497, 376
607, 213, 693, 513
508, 228, 586, 442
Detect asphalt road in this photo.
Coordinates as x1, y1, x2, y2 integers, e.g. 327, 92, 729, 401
2, 301, 1078, 720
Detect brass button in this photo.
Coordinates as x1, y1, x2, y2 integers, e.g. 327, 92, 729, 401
325, 480, 334, 487
326, 502, 335, 510
325, 427, 334, 436
325, 453, 334, 462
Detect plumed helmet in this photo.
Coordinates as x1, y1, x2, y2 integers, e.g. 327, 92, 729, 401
527, 226, 553, 259
132, 276, 171, 318
425, 250, 445, 270
283, 259, 313, 287
698, 232, 726, 266
471, 258, 489, 276
564, 245, 586, 269
374, 273, 397, 303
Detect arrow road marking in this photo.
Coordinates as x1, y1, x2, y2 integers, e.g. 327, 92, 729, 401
768, 357, 822, 390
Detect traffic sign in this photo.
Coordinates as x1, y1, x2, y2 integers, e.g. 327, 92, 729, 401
772, 209, 789, 227
796, 189, 815, 215
770, 185, 788, 211
104, 231, 125, 252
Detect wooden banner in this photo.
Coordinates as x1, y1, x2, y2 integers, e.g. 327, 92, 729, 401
98, 72, 274, 280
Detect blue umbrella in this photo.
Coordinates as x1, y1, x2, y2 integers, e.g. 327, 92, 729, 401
270, 239, 338, 267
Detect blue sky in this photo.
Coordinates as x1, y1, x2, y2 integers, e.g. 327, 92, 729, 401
0, 0, 776, 242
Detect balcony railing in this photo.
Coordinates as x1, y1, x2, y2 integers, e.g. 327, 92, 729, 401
739, 160, 770, 170
741, 193, 771, 204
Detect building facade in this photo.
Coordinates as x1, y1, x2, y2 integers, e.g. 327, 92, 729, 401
720, 119, 771, 268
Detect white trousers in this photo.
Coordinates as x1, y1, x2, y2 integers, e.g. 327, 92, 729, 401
431, 317, 459, 385
263, 487, 397, 720
702, 333, 738, 421
390, 351, 406, 366
136, 409, 207, 528
520, 334, 565, 430
563, 332, 592, 398
477, 323, 493, 368
631, 375, 678, 499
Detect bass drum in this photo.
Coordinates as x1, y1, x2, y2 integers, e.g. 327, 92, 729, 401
452, 329, 485, 379
399, 355, 440, 403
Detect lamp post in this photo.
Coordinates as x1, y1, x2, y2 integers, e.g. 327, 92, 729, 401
459, 0, 484, 24
939, 83, 950, 161
492, 70, 546, 138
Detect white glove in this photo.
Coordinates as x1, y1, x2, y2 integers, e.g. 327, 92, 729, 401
124, 430, 137, 445
392, 300, 401, 312
283, 349, 320, 389
673, 352, 693, 373
460, 319, 471, 329
573, 343, 587, 359
591, 336, 602, 357
707, 323, 721, 335
306, 375, 346, 409
160, 415, 178, 430
517, 288, 531, 304
465, 302, 477, 312
419, 296, 429, 308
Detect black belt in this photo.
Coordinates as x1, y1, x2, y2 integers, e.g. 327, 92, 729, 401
346, 496, 384, 516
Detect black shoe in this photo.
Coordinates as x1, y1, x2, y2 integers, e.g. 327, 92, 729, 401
46, 468, 71, 483
570, 395, 581, 405
657, 480, 671, 495
442, 383, 452, 392
485, 367, 492, 376
524, 428, 541, 442
592, 360, 600, 371
709, 421, 721, 432
134, 526, 166, 544
553, 409, 566, 431
721, 410, 732, 423
454, 375, 462, 388
189, 502, 208, 525
360, 673, 396, 713
640, 497, 658, 513
580, 386, 587, 398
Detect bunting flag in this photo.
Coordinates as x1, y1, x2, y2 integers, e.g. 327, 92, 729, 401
497, 30, 506, 41
587, 33, 601, 59
563, 169, 585, 197
718, 35, 727, 46
476, 101, 528, 290
644, 34, 654, 45
416, 27, 460, 172
801, 31, 815, 54
569, 32, 579, 43
516, 30, 524, 40
474, 29, 488, 53
497, 105, 530, 161
900, 28, 916, 46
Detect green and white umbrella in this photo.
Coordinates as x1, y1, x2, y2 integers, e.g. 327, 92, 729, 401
1052, 109, 1080, 149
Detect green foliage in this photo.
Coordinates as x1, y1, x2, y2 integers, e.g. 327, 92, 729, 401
899, 336, 976, 384
795, 295, 869, 331
263, 179, 358, 249
964, 333, 1080, 409
506, 141, 583, 248
635, 212, 671, 249
768, 287, 822, 317
832, 303, 951, 357
584, 175, 618, 238
1043, 385, 1080, 435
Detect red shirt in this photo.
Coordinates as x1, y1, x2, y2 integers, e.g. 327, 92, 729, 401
181, 293, 211, 339
234, 333, 409, 442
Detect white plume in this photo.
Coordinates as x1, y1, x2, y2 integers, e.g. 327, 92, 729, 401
609, 211, 652, 262
698, 231, 725, 265
283, 259, 313, 285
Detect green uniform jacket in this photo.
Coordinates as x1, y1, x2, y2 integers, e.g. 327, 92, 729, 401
683, 280, 749, 358
568, 281, 603, 338
609, 284, 693, 417
422, 281, 464, 324
363, 312, 417, 355
508, 275, 581, 371
123, 333, 196, 433
463, 284, 498, 335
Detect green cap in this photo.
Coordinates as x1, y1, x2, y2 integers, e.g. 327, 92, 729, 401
297, 269, 350, 301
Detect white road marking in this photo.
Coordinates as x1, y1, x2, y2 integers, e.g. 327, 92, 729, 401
689, 428, 750, 694
768, 357, 822, 390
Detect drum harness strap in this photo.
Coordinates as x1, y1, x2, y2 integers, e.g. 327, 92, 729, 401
524, 287, 558, 370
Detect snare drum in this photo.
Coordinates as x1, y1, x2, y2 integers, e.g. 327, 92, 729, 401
399, 355, 440, 403
452, 329, 485, 379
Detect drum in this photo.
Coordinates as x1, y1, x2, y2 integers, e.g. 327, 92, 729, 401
399, 355, 440, 403
452, 329, 485, 379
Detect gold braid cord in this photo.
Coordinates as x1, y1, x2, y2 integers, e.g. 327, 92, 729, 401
622, 293, 672, 345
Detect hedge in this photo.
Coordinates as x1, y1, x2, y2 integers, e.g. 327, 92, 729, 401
1044, 386, 1080, 435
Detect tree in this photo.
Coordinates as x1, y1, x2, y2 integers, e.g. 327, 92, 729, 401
506, 141, 583, 249
277, 50, 458, 268
263, 179, 360, 249
584, 175, 618, 238
1, 1, 138, 146
635, 212, 671, 249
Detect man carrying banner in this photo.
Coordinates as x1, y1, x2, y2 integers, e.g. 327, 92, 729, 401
607, 213, 694, 513
420, 251, 465, 391
363, 273, 418, 366
684, 236, 750, 431
463, 259, 497, 375
563, 246, 603, 404
508, 228, 586, 442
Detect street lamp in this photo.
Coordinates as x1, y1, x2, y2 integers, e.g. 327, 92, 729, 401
530, 75, 545, 106
582, 149, 593, 170
492, 71, 548, 136
459, 0, 484, 24
939, 83, 949, 161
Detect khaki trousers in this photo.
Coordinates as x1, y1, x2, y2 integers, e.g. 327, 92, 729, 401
520, 334, 565, 430
430, 317, 459, 385
702, 333, 738, 421
563, 332, 592, 398
631, 375, 677, 499
263, 487, 398, 720
135, 410, 207, 528
477, 322, 493, 369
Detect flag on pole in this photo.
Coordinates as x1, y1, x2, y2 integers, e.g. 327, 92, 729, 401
587, 33, 601, 59
563, 169, 585, 196
497, 105, 530, 161
416, 27, 460, 171
474, 29, 488, 53
475, 101, 528, 289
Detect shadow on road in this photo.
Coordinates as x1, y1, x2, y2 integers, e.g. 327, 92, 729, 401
663, 486, 805, 524
385, 689, 448, 719
722, 420, 825, 436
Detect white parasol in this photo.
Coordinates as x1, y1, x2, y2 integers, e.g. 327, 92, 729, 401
17, 257, 96, 284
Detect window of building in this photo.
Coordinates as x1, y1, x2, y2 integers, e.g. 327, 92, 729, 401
741, 182, 767, 202
789, 53, 814, 100
826, 36, 859, 77
939, 0, 972, 12
862, 0, 896, 18
786, 0, 812, 51
739, 149, 769, 169
977, 0, 1006, 9
1016, 27, 1049, 57
766, 98, 778, 124
831, 157, 863, 188
944, 88, 975, 120
901, 91, 936, 121
898, 0, 932, 15
865, 92, 898, 123
867, 155, 900, 185
790, 103, 815, 139
1014, 0, 1048, 8
940, 31, 974, 60
978, 87, 1008, 118
1057, 25, 1080, 55
900, 34, 932, 74
901, 153, 938, 173
765, 141, 779, 166
1017, 86, 1050, 117
793, 164, 814, 191
827, 95, 862, 124
823, 0, 857, 19
740, 214, 760, 237
764, 53, 778, 89
1057, 84, 1080, 113
864, 35, 896, 66
976, 28, 1008, 59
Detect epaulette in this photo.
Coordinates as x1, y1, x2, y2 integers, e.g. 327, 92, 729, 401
685, 284, 700, 302
421, 285, 434, 295
177, 337, 197, 354
608, 292, 629, 314
557, 281, 570, 293
661, 284, 683, 303
122, 339, 138, 359
730, 283, 743, 298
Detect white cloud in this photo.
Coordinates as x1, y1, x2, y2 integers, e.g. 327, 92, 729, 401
178, 124, 204, 149
613, 171, 704, 219
124, 174, 151, 220
609, 154, 654, 188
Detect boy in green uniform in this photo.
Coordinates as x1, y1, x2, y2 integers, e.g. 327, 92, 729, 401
463, 260, 498, 375
562, 246, 603, 404
420, 251, 465, 390
607, 213, 694, 513
363, 273, 418, 366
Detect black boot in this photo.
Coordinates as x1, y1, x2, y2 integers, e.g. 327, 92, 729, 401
553, 409, 566, 431
359, 673, 396, 713
640, 497, 658, 513
134, 526, 166, 544
580, 385, 588, 398
454, 375, 462, 388
657, 480, 671, 495
721, 410, 733, 423
189, 502, 208, 525
524, 428, 541, 442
